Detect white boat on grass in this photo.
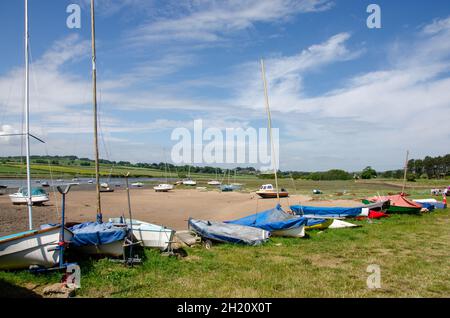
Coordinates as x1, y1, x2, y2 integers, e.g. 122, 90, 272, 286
0, 225, 73, 270
9, 187, 49, 205
153, 184, 174, 192
0, 1, 74, 270
109, 218, 175, 250
328, 220, 360, 229
68, 222, 127, 257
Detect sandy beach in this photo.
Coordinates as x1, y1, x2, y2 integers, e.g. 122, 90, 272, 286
0, 187, 364, 236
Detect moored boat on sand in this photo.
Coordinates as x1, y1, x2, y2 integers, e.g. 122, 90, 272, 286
9, 187, 49, 205
153, 183, 173, 192
256, 184, 289, 198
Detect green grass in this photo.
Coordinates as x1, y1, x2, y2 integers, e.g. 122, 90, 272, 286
1, 208, 449, 298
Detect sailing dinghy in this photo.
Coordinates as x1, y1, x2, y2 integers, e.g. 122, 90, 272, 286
290, 200, 388, 219
365, 194, 422, 214
68, 222, 127, 257
226, 205, 307, 237
188, 218, 270, 246
67, 0, 127, 258
0, 226, 73, 270
0, 0, 72, 270
109, 218, 175, 250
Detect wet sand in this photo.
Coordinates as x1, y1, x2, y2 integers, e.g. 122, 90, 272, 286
0, 188, 361, 236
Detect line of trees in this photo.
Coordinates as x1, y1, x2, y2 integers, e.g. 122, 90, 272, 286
1, 154, 449, 180
407, 154, 450, 179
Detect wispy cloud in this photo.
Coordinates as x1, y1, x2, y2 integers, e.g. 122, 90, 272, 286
126, 0, 334, 45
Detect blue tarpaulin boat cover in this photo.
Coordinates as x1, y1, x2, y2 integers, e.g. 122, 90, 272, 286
226, 204, 307, 232
413, 200, 446, 210
188, 218, 270, 246
290, 205, 363, 218
69, 222, 127, 247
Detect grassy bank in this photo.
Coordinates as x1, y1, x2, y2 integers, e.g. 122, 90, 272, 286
0, 206, 448, 298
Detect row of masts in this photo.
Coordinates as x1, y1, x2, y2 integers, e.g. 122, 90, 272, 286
22, 0, 102, 230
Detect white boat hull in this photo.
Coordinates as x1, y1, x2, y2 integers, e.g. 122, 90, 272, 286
154, 184, 174, 192
329, 220, 359, 229
183, 181, 197, 186
71, 240, 124, 257
132, 227, 175, 250
271, 226, 305, 238
109, 218, 175, 250
9, 193, 49, 205
0, 226, 73, 270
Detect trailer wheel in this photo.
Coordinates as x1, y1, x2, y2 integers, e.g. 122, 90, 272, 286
203, 240, 212, 249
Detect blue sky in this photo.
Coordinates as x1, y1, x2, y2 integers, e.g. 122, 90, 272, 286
0, 0, 449, 171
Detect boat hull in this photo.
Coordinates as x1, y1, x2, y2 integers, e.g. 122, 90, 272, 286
387, 206, 422, 214
305, 219, 333, 231
109, 218, 175, 250
271, 226, 305, 238
133, 228, 175, 250
154, 184, 174, 192
9, 194, 49, 205
71, 240, 124, 257
256, 191, 289, 199
0, 226, 73, 270
328, 220, 360, 229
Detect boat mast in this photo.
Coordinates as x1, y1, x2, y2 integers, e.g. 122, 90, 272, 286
401, 150, 409, 194
24, 0, 33, 230
91, 0, 102, 222
260, 59, 280, 203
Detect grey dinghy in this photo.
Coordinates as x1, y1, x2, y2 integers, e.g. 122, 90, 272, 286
188, 218, 270, 246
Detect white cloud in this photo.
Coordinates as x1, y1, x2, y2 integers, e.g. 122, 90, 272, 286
126, 0, 333, 45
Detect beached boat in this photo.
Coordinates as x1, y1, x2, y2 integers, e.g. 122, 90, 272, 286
304, 218, 334, 231
290, 200, 388, 218
183, 179, 197, 186
100, 182, 114, 192
153, 183, 174, 192
67, 0, 127, 258
220, 184, 234, 192
365, 194, 422, 214
226, 205, 307, 237
0, 225, 73, 270
208, 180, 221, 186
131, 182, 144, 188
188, 218, 270, 246
9, 187, 49, 205
413, 199, 446, 210
256, 184, 289, 198
109, 218, 175, 250
0, 1, 72, 270
68, 222, 127, 257
328, 220, 360, 229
